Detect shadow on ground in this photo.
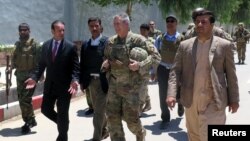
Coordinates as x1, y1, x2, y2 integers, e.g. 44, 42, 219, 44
144, 117, 188, 140
0, 127, 36, 137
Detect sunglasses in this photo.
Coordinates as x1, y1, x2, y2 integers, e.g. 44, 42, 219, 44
166, 20, 176, 23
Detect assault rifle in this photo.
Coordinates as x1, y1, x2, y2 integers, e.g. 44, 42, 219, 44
5, 55, 12, 109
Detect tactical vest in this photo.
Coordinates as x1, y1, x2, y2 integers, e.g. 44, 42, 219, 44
109, 44, 131, 78
108, 35, 144, 83
82, 37, 107, 73
159, 34, 183, 64
235, 29, 248, 43
14, 38, 37, 71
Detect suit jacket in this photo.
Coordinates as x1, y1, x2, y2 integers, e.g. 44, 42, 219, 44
168, 36, 239, 110
31, 38, 79, 95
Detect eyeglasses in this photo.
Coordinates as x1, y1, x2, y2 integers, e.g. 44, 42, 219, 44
166, 20, 175, 23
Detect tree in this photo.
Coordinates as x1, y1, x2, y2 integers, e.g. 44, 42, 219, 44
206, 0, 243, 24
87, 0, 250, 25
87, 0, 151, 21
231, 0, 250, 25
156, 0, 209, 23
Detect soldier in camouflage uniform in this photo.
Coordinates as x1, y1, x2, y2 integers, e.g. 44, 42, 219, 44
148, 20, 162, 39
139, 23, 157, 114
233, 22, 250, 64
184, 8, 233, 42
11, 23, 41, 134
101, 13, 161, 141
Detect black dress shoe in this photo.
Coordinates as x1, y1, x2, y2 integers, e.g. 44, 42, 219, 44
85, 108, 94, 115
177, 103, 184, 117
21, 123, 31, 134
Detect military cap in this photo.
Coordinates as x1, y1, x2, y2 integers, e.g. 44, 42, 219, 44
166, 15, 177, 22
238, 22, 244, 27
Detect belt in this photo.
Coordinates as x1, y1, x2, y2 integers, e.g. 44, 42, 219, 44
90, 73, 100, 79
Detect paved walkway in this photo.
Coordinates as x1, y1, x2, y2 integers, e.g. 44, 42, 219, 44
0, 83, 188, 141
0, 45, 250, 140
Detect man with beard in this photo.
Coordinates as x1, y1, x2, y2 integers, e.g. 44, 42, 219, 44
10, 23, 41, 134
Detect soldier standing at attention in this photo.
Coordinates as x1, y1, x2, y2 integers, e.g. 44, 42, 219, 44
154, 15, 185, 129
11, 23, 41, 134
101, 12, 161, 141
148, 20, 162, 39
79, 17, 109, 141
233, 22, 250, 64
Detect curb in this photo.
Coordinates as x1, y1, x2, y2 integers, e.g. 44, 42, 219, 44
0, 95, 43, 122
0, 92, 83, 122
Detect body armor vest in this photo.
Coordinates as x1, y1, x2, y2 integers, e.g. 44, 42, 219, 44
82, 38, 106, 74
15, 39, 37, 71
109, 44, 131, 79
235, 30, 248, 43
160, 35, 182, 64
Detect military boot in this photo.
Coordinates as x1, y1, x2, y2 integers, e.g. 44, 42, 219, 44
238, 60, 241, 64
142, 100, 151, 112
21, 123, 31, 134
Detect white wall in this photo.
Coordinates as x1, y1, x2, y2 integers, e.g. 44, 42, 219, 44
0, 0, 187, 44
0, 0, 65, 44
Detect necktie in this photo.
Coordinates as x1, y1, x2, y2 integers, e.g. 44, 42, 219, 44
52, 41, 58, 62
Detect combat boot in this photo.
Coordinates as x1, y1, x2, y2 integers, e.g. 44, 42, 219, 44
21, 123, 31, 134
29, 118, 37, 128
142, 100, 151, 112
238, 60, 241, 64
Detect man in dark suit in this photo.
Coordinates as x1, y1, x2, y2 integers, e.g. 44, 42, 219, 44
166, 9, 239, 141
25, 20, 79, 141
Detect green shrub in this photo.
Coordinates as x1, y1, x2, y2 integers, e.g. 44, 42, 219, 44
0, 44, 15, 53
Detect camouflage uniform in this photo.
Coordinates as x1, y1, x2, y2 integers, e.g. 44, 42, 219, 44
140, 37, 156, 113
104, 31, 161, 141
11, 38, 41, 126
148, 29, 162, 40
233, 23, 250, 64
